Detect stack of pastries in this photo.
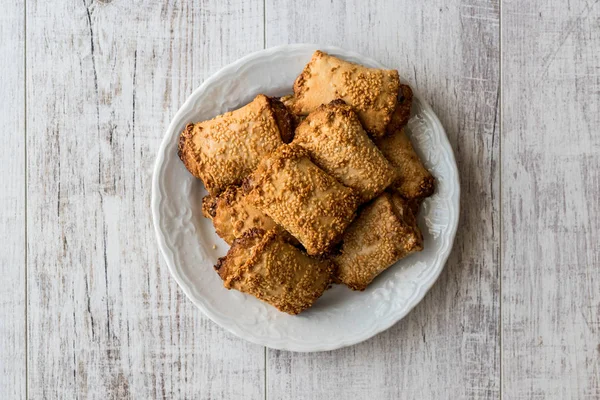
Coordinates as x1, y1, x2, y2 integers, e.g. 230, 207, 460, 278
178, 51, 435, 314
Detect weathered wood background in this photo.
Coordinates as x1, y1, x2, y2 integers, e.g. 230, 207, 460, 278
1, 1, 26, 398
0, 0, 597, 398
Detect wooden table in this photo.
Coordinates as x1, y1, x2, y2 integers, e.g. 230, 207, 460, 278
1, 1, 598, 398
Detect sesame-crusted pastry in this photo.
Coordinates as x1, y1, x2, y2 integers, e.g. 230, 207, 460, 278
178, 94, 294, 196
287, 50, 400, 138
244, 144, 361, 256
201, 185, 281, 245
334, 193, 423, 291
375, 127, 435, 200
214, 229, 335, 315
386, 84, 414, 134
294, 100, 397, 202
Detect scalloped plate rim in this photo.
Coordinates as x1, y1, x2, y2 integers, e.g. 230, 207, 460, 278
151, 44, 460, 352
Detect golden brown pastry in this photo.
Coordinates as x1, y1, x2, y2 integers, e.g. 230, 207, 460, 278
294, 100, 397, 202
178, 95, 293, 195
376, 128, 435, 200
334, 192, 423, 291
279, 95, 306, 128
270, 97, 296, 144
287, 50, 400, 138
244, 144, 360, 256
215, 229, 335, 315
280, 94, 295, 109
202, 185, 280, 245
386, 84, 414, 134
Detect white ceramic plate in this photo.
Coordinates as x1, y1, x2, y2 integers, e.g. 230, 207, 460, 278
152, 44, 460, 352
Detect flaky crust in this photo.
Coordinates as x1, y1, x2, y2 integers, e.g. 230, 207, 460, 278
178, 94, 293, 195
245, 144, 360, 256
201, 185, 280, 245
214, 228, 265, 283
375, 127, 435, 200
288, 50, 400, 138
294, 100, 397, 202
280, 94, 295, 109
334, 193, 423, 291
386, 84, 413, 134
215, 229, 335, 315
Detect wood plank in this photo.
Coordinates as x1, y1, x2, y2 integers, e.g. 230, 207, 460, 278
502, 1, 600, 398
265, 1, 500, 399
26, 1, 265, 398
0, 1, 26, 398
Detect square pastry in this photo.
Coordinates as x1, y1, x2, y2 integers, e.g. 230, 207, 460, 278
244, 144, 360, 256
294, 100, 397, 202
178, 95, 294, 195
202, 185, 280, 245
334, 192, 423, 290
215, 229, 334, 315
286, 50, 400, 138
376, 128, 435, 201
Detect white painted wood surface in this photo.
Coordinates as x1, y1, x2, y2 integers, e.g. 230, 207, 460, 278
0, 1, 26, 398
25, 1, 264, 398
265, 1, 501, 399
0, 0, 598, 399
502, 1, 600, 399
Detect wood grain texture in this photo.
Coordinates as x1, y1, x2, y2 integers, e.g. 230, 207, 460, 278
26, 1, 265, 398
5, 1, 598, 398
0, 1, 26, 398
502, 1, 600, 398
265, 1, 500, 398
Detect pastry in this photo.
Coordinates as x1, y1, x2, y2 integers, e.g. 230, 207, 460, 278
376, 127, 435, 200
244, 144, 360, 256
215, 229, 334, 315
178, 95, 293, 195
202, 185, 280, 245
334, 193, 423, 290
286, 50, 400, 138
294, 100, 397, 202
